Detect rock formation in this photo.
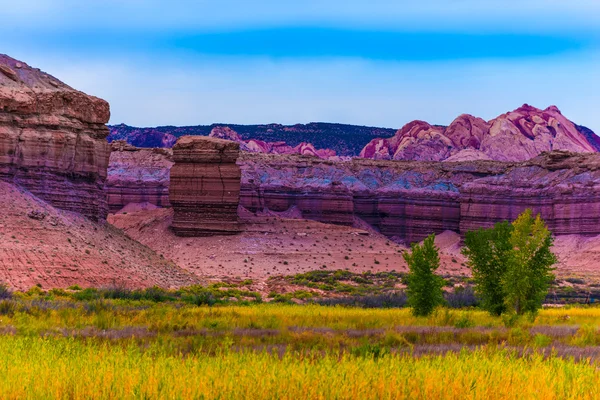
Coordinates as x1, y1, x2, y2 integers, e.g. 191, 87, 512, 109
0, 54, 110, 220
360, 105, 598, 162
169, 136, 242, 236
107, 148, 600, 243
107, 141, 173, 212
108, 122, 396, 157
459, 151, 600, 236
209, 126, 337, 159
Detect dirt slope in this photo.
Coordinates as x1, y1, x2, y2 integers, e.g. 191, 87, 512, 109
0, 182, 199, 290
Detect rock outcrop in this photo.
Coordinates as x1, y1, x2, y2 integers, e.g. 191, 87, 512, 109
169, 136, 242, 236
106, 141, 173, 212
106, 146, 600, 243
209, 126, 337, 159
360, 105, 598, 162
0, 54, 110, 220
459, 151, 600, 236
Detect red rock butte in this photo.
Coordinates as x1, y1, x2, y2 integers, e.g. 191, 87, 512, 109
169, 135, 243, 236
0, 54, 111, 221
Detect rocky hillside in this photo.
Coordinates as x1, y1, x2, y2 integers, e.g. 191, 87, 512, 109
360, 105, 598, 162
0, 181, 199, 290
108, 122, 396, 156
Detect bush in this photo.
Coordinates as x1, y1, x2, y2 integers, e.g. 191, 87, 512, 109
315, 292, 407, 308
0, 283, 12, 300
445, 286, 479, 308
0, 300, 17, 316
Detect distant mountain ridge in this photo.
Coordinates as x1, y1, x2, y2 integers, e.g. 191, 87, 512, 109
108, 122, 397, 157
108, 105, 600, 161
360, 105, 600, 162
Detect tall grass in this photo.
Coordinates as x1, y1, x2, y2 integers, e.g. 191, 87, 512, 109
0, 337, 598, 399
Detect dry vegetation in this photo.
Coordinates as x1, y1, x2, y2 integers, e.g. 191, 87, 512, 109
2, 288, 600, 398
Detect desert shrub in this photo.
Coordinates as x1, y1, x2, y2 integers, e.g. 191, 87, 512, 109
571, 325, 600, 347
183, 290, 217, 306
533, 334, 552, 348
350, 343, 388, 359
0, 300, 17, 316
315, 292, 407, 308
445, 286, 479, 308
72, 288, 100, 301
565, 277, 586, 285
0, 283, 12, 300
453, 315, 475, 329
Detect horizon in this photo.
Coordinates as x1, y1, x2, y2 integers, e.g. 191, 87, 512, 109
2, 1, 600, 132
109, 103, 595, 133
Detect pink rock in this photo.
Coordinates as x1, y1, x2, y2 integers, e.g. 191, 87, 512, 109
360, 104, 598, 162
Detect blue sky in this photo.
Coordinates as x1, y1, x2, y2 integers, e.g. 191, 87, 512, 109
2, 0, 600, 131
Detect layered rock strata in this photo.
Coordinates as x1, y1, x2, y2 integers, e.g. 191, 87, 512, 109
107, 147, 600, 243
0, 54, 110, 220
107, 141, 173, 212
459, 151, 600, 235
169, 136, 242, 236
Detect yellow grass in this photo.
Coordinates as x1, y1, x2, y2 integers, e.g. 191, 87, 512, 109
2, 299, 600, 398
0, 336, 597, 399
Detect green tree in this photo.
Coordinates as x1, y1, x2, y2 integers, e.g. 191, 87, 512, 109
462, 221, 512, 316
403, 234, 445, 316
462, 209, 557, 317
503, 209, 556, 315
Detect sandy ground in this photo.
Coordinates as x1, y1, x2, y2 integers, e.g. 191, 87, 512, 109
108, 207, 470, 283
108, 205, 600, 286
0, 182, 199, 290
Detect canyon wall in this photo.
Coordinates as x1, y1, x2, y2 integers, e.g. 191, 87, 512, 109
107, 141, 173, 212
0, 54, 110, 220
107, 145, 600, 244
169, 136, 242, 236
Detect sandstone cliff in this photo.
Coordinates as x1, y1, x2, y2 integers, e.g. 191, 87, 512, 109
360, 105, 597, 162
0, 54, 110, 220
169, 136, 242, 236
107, 148, 600, 243
107, 141, 173, 212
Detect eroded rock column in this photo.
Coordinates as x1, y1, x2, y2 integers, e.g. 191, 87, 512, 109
169, 136, 242, 236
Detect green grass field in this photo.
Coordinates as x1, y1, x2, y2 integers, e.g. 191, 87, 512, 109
2, 291, 600, 399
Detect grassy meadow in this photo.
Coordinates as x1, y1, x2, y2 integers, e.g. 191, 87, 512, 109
1, 287, 600, 398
